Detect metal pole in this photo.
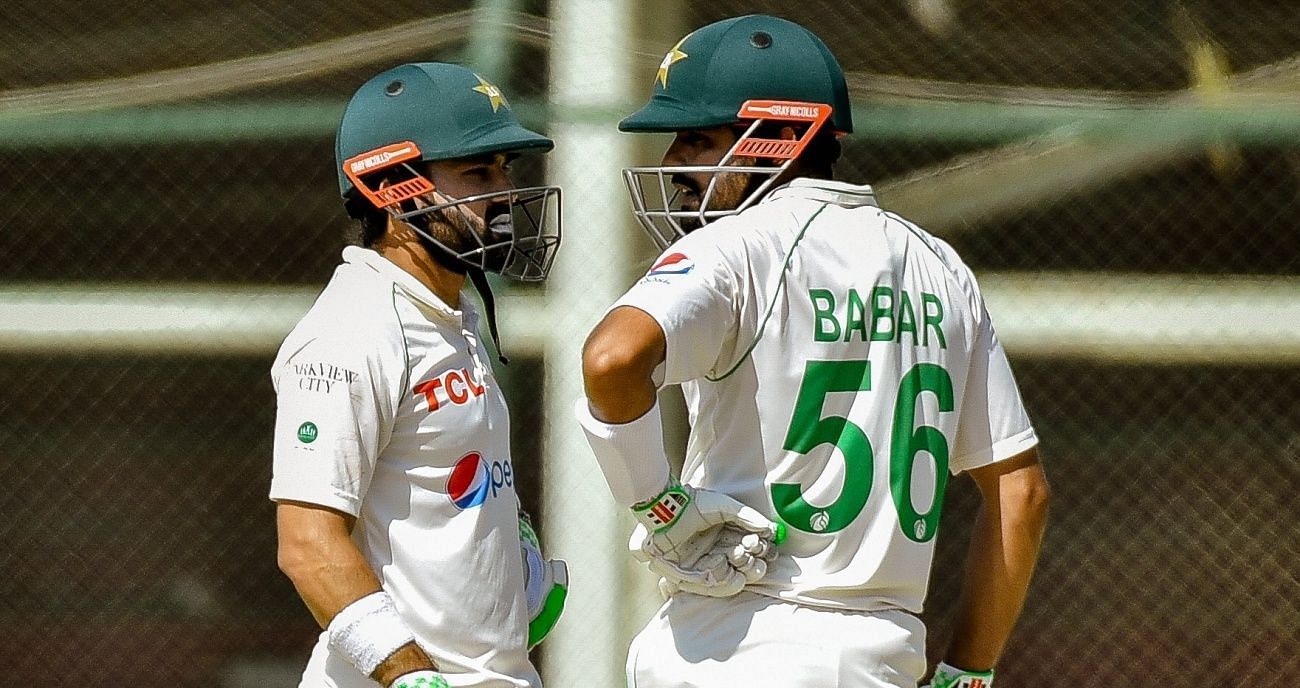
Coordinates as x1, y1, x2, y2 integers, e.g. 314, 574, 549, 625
541, 0, 639, 686
466, 0, 517, 80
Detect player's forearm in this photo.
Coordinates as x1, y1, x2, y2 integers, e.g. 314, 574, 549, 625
278, 518, 443, 683
276, 503, 385, 627
371, 642, 439, 686
280, 539, 384, 628
947, 464, 1050, 670
584, 359, 657, 423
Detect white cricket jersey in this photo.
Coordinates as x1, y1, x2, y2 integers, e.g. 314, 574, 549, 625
270, 246, 538, 688
612, 178, 1038, 614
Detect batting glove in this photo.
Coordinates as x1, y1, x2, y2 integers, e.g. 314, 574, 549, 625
390, 670, 450, 688
519, 511, 568, 648
630, 480, 781, 597
653, 525, 781, 599
924, 662, 995, 688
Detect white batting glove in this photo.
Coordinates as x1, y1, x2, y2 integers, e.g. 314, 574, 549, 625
924, 662, 995, 688
519, 512, 568, 648
390, 670, 450, 688
630, 480, 782, 597
723, 529, 779, 582
631, 521, 740, 596
653, 526, 781, 599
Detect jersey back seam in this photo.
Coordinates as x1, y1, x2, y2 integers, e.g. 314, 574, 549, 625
390, 285, 412, 401
881, 209, 984, 325
706, 202, 831, 382
881, 210, 954, 271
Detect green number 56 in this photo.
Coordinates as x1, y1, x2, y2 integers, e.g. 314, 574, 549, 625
771, 360, 954, 541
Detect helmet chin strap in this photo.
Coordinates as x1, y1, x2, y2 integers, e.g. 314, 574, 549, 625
467, 267, 509, 366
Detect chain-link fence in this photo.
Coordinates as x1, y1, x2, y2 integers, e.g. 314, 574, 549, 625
1, 1, 1297, 687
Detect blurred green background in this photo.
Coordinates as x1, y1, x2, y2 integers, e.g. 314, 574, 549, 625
1, 1, 1297, 686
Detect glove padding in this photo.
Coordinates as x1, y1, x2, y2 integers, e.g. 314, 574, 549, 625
519, 512, 568, 648
390, 670, 450, 688
649, 525, 780, 599
924, 662, 995, 688
630, 481, 781, 598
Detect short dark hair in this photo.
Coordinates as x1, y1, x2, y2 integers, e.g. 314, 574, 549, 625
343, 194, 389, 247
343, 164, 412, 247
800, 129, 842, 177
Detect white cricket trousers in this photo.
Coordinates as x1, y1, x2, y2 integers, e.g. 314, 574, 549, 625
626, 591, 927, 688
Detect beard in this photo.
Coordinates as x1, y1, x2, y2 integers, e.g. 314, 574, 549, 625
673, 158, 760, 232
409, 200, 513, 274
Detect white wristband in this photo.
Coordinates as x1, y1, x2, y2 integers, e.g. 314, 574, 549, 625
327, 591, 417, 677
574, 397, 671, 506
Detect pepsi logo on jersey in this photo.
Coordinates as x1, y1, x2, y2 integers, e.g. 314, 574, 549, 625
447, 451, 514, 510
413, 367, 485, 411
648, 252, 694, 276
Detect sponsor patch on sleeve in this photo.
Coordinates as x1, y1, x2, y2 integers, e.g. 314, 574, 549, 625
648, 252, 694, 276
288, 361, 360, 395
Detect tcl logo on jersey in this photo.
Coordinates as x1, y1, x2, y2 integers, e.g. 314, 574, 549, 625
413, 368, 485, 411
447, 451, 514, 510
648, 252, 694, 275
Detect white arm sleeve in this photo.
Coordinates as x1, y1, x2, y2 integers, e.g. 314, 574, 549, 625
574, 397, 671, 507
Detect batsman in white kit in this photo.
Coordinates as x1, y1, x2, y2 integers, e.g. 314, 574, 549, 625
578, 15, 1051, 688
271, 62, 566, 688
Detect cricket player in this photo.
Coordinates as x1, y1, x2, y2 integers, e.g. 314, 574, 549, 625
577, 15, 1050, 688
272, 62, 567, 688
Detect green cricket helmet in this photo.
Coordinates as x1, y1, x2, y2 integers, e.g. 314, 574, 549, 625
620, 15, 851, 249
336, 62, 561, 281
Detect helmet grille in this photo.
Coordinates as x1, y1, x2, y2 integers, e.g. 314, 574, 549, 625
734, 138, 801, 159
374, 177, 434, 206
